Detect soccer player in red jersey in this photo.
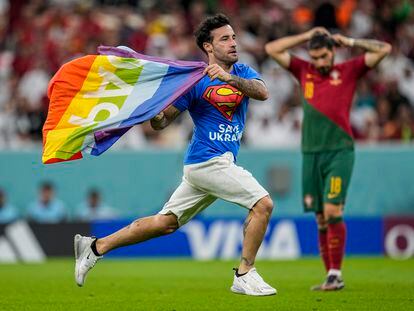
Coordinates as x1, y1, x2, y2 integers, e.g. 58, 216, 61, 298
265, 28, 391, 290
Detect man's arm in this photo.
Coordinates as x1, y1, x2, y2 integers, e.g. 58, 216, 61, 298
227, 76, 268, 100
203, 64, 269, 100
150, 105, 181, 130
264, 27, 329, 69
331, 34, 392, 68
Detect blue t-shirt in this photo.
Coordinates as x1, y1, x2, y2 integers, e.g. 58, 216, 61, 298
174, 63, 261, 165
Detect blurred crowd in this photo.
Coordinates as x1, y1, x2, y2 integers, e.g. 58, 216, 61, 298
0, 0, 413, 150
0, 184, 118, 224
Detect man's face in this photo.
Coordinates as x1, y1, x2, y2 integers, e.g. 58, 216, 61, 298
205, 25, 238, 65
88, 193, 100, 209
41, 187, 53, 204
308, 47, 334, 75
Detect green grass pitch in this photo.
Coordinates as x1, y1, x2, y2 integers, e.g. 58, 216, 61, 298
0, 258, 413, 311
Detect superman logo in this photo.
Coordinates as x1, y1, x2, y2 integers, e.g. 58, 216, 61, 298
202, 85, 244, 121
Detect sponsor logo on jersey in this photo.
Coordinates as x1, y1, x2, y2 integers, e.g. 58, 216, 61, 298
203, 85, 244, 121
327, 193, 339, 199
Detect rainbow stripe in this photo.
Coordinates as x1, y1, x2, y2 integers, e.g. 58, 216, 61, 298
42, 46, 206, 164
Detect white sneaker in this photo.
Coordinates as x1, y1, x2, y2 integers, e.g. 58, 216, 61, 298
230, 268, 277, 296
74, 234, 102, 287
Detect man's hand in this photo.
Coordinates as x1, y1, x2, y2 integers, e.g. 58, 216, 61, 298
150, 106, 181, 130
265, 27, 330, 69
150, 111, 167, 130
331, 34, 354, 47
151, 111, 165, 122
331, 34, 392, 68
203, 64, 232, 82
304, 27, 330, 40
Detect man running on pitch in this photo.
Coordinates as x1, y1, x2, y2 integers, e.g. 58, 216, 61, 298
265, 28, 391, 290
75, 14, 276, 296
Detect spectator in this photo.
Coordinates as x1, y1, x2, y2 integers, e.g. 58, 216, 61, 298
26, 181, 66, 223
398, 67, 414, 107
249, 59, 295, 119
349, 1, 374, 38
382, 103, 414, 141
245, 101, 302, 148
0, 188, 19, 224
74, 188, 118, 221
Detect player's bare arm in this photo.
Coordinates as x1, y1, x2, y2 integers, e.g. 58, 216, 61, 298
203, 64, 269, 100
265, 27, 330, 68
150, 105, 181, 130
331, 34, 392, 68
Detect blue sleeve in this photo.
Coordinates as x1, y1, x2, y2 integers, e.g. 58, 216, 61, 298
173, 87, 195, 112
242, 64, 261, 81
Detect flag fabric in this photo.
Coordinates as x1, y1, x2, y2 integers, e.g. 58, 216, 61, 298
42, 46, 206, 164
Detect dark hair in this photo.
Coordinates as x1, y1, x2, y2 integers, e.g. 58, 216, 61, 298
194, 14, 231, 54
88, 188, 100, 198
40, 181, 54, 190
308, 33, 335, 50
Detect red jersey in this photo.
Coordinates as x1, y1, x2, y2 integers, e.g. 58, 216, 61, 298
288, 55, 370, 152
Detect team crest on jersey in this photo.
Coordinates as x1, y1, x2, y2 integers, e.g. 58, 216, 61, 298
203, 85, 244, 121
329, 70, 342, 86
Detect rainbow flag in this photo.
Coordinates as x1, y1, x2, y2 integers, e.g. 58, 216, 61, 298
42, 46, 206, 164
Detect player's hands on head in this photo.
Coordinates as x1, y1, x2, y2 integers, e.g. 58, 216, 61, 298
203, 64, 232, 82
331, 34, 354, 47
305, 27, 330, 40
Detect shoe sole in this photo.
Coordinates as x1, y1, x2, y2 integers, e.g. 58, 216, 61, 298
230, 285, 276, 296
230, 285, 245, 295
322, 284, 345, 291
74, 234, 82, 260
74, 234, 83, 287
311, 284, 345, 291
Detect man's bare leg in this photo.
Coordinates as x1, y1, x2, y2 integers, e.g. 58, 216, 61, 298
238, 195, 274, 274
74, 213, 179, 287
95, 214, 179, 255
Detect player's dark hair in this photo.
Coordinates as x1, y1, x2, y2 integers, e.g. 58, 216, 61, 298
308, 33, 335, 50
194, 14, 231, 54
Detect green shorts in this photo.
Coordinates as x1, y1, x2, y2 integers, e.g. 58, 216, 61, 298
302, 148, 354, 213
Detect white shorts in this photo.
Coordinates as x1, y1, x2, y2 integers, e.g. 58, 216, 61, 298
159, 152, 269, 226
